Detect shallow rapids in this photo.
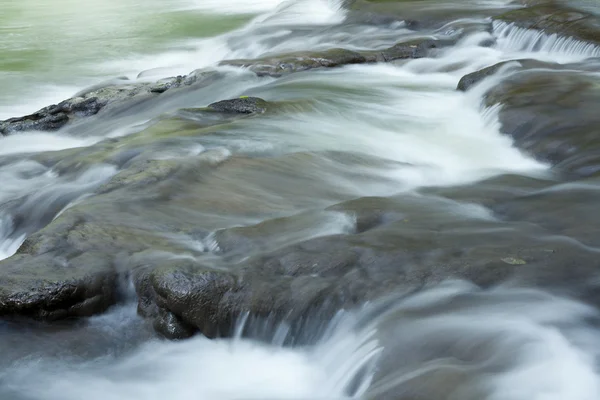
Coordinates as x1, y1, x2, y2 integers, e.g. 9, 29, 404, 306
2, 0, 600, 399
2, 282, 600, 400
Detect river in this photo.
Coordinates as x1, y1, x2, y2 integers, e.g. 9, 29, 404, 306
1, 0, 600, 399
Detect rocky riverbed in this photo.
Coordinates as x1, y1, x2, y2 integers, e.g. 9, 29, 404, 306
2, 0, 600, 399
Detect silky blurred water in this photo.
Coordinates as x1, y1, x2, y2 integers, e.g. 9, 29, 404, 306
2, 1, 600, 399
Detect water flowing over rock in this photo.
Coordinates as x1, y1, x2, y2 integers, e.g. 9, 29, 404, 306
483, 67, 600, 176
220, 38, 444, 77
3, 0, 600, 398
493, 3, 600, 46
0, 72, 219, 135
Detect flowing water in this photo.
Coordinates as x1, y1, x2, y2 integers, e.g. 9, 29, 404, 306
1, 0, 600, 399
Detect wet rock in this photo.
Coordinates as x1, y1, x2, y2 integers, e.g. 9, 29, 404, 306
457, 58, 600, 92
147, 260, 240, 339
0, 252, 116, 319
220, 39, 443, 77
326, 196, 413, 233
0, 183, 204, 321
458, 62, 510, 91
493, 3, 600, 46
373, 39, 442, 62
0, 84, 144, 135
221, 49, 368, 77
0, 70, 217, 135
153, 308, 196, 340
483, 69, 600, 176
494, 179, 600, 246
207, 97, 268, 114
139, 190, 600, 339
456, 59, 555, 91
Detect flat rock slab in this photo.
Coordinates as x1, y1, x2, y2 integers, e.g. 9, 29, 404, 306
220, 39, 443, 77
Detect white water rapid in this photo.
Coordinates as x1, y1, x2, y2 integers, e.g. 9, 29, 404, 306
2, 0, 600, 399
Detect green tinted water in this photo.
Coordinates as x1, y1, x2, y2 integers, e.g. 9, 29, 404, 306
0, 0, 252, 116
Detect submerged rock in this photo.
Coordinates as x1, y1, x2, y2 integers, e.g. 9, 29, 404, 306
345, 0, 509, 30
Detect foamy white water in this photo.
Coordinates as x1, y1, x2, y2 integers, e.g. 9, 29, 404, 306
1, 305, 379, 400
3, 284, 600, 400
0, 132, 101, 156
493, 21, 600, 62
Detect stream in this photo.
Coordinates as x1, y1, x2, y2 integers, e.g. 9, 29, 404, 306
1, 0, 600, 399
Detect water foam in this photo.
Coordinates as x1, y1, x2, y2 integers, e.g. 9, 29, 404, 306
4, 283, 600, 400
493, 21, 600, 62
2, 306, 379, 400
242, 63, 545, 192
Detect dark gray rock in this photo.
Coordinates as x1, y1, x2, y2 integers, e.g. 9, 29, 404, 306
0, 252, 116, 320
208, 97, 268, 114
457, 59, 566, 91
457, 61, 518, 91
153, 308, 196, 340
0, 70, 214, 135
